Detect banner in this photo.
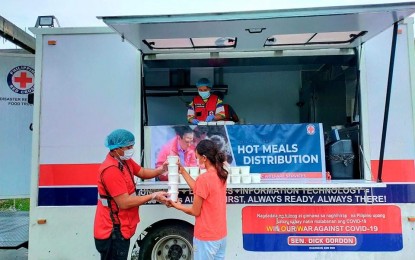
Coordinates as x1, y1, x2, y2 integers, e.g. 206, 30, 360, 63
147, 123, 325, 180
242, 205, 402, 251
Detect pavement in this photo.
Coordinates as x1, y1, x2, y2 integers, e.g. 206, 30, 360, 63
0, 248, 28, 259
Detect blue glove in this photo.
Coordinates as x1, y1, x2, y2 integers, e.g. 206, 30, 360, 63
191, 119, 200, 125
206, 115, 215, 122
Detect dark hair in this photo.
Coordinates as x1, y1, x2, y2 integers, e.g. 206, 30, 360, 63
196, 139, 228, 183
172, 125, 193, 138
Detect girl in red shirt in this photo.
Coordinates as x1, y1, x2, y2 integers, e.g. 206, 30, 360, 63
171, 139, 228, 260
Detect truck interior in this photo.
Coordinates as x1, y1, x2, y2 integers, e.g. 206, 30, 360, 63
100, 3, 415, 181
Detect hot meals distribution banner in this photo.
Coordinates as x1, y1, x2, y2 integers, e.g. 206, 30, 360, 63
149, 123, 326, 180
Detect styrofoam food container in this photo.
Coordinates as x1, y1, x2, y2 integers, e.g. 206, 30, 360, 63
168, 191, 179, 202
240, 166, 250, 175
251, 174, 261, 183
198, 122, 208, 125
167, 155, 179, 165
188, 167, 199, 175
168, 174, 179, 183
168, 183, 179, 192
230, 167, 240, 175
168, 165, 179, 174
231, 175, 241, 183
207, 121, 216, 125
216, 121, 225, 125
242, 175, 251, 184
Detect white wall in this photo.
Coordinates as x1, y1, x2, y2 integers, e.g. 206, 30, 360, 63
146, 70, 301, 125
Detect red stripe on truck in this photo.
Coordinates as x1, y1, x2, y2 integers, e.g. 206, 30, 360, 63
371, 160, 415, 182
39, 164, 100, 186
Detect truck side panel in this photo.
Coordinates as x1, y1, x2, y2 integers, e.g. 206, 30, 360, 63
0, 53, 34, 198
29, 30, 140, 259
361, 19, 415, 181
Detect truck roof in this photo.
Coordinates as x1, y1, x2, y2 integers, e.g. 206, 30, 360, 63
99, 2, 415, 54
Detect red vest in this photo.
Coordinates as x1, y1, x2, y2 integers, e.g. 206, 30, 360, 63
193, 94, 218, 121
94, 155, 140, 239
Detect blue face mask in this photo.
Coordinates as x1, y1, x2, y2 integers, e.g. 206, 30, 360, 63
198, 91, 210, 99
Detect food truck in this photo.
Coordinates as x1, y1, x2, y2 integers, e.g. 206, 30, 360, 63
28, 1, 415, 259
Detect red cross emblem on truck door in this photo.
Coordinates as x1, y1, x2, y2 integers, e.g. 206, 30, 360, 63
7, 66, 35, 94
14, 72, 33, 89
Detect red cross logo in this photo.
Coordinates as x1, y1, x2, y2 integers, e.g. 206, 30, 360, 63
14, 72, 33, 89
306, 124, 315, 135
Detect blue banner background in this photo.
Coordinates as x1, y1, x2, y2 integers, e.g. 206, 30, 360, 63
226, 124, 324, 174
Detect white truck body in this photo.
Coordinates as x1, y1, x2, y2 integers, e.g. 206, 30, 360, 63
0, 52, 34, 199
29, 2, 415, 259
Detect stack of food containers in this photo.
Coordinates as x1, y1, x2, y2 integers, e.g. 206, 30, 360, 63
228, 165, 261, 184
167, 156, 179, 202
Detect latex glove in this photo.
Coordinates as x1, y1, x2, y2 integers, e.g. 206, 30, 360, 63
206, 115, 215, 122
191, 119, 200, 125
151, 191, 169, 204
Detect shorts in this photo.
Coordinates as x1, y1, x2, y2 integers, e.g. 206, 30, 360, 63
193, 236, 227, 260
95, 225, 130, 260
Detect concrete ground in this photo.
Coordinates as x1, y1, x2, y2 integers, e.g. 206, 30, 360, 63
0, 248, 28, 259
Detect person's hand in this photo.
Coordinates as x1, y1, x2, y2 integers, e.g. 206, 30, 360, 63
152, 191, 169, 204
165, 200, 173, 208
178, 164, 188, 175
169, 199, 183, 209
206, 115, 215, 122
191, 119, 199, 125
161, 160, 169, 172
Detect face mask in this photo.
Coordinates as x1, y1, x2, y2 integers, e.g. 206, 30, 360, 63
198, 91, 210, 99
120, 148, 134, 160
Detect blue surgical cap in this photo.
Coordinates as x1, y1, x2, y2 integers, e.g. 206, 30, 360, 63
196, 78, 211, 89
105, 129, 135, 150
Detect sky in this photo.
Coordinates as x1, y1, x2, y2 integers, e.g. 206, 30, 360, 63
1, 0, 415, 49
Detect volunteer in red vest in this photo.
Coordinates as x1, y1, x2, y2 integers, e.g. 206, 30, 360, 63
187, 78, 225, 124
94, 129, 169, 260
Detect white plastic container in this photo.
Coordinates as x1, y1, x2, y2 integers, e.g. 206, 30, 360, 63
208, 121, 216, 125
168, 191, 179, 202
251, 174, 261, 183
240, 166, 250, 176
168, 165, 179, 174
168, 183, 179, 192
167, 155, 179, 165
188, 167, 199, 175
231, 175, 241, 183
230, 167, 240, 175
242, 175, 251, 184
216, 121, 225, 125
168, 173, 179, 183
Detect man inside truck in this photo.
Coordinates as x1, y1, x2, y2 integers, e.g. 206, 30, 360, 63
187, 78, 226, 124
